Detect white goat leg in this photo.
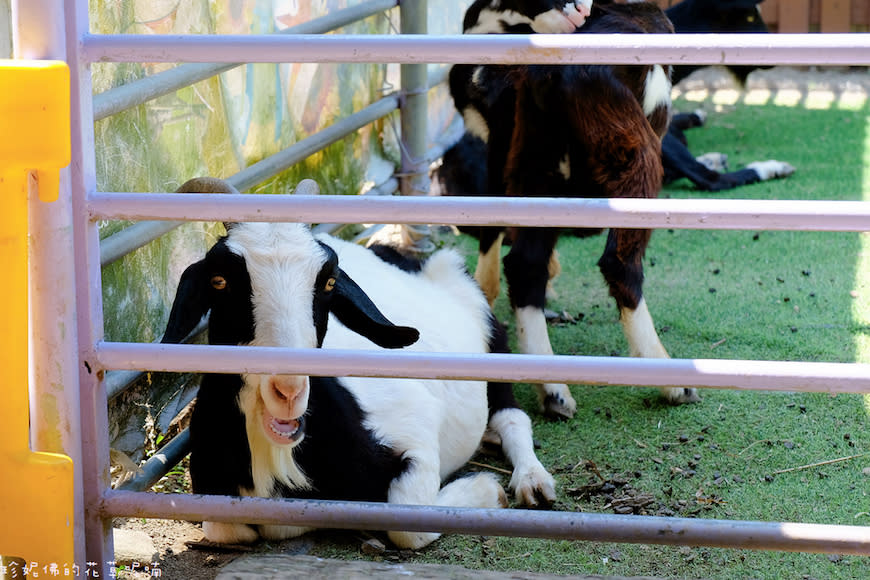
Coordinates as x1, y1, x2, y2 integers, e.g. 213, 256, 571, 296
202, 521, 259, 544
488, 408, 555, 506
516, 306, 577, 418
387, 451, 506, 549
620, 298, 700, 404
747, 160, 796, 181
258, 524, 313, 541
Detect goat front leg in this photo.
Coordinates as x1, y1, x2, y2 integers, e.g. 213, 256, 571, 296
387, 449, 506, 550
598, 228, 700, 404
503, 228, 577, 419
487, 383, 556, 506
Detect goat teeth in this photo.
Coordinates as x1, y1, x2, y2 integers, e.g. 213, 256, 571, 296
263, 414, 305, 445
270, 419, 299, 437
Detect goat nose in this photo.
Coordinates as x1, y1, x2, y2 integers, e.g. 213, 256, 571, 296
268, 375, 307, 405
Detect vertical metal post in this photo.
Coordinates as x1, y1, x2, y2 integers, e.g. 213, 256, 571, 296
11, 0, 86, 567
398, 0, 432, 252
64, 0, 114, 572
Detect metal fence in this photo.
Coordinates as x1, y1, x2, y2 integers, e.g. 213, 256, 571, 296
11, 0, 870, 576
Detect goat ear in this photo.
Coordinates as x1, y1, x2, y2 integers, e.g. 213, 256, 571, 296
161, 260, 210, 344
330, 268, 420, 349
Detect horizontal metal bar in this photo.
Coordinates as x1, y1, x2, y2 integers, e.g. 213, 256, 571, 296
97, 95, 398, 267
99, 221, 185, 267
94, 342, 870, 395
106, 318, 207, 400
115, 429, 191, 493
227, 95, 400, 192
101, 490, 870, 555
81, 33, 870, 66
89, 194, 870, 232
93, 0, 398, 121
96, 63, 447, 267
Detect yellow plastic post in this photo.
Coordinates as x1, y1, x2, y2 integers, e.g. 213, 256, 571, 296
0, 60, 74, 571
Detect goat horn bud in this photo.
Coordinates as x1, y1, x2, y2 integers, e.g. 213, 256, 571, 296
174, 177, 240, 232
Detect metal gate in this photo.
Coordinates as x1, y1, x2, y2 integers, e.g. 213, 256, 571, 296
8, 0, 870, 576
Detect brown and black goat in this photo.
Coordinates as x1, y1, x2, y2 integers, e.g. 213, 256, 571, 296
447, 1, 699, 418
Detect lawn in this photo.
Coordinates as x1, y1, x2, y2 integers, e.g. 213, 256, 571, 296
304, 69, 870, 579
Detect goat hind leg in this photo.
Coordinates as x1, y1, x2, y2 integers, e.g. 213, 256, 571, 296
599, 228, 700, 404
475, 229, 505, 307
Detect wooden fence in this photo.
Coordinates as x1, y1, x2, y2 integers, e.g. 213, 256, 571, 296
653, 0, 869, 32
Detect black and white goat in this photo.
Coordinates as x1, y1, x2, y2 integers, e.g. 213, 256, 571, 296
161, 178, 555, 549
446, 1, 698, 419
662, 0, 794, 191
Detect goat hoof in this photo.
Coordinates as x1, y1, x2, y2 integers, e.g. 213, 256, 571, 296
543, 396, 576, 420
660, 386, 701, 405
512, 466, 557, 508
747, 160, 796, 181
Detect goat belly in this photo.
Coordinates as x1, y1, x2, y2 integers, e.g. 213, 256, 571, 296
278, 377, 410, 502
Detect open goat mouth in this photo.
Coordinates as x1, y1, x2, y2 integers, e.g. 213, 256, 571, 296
261, 409, 305, 446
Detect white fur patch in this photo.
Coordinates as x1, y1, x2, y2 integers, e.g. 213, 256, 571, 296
619, 298, 668, 359
226, 223, 324, 351
488, 408, 556, 506
515, 305, 575, 414
465, 8, 533, 34
642, 65, 671, 117
515, 306, 553, 357
388, 473, 505, 549
462, 106, 490, 143
531, 9, 581, 33
319, 239, 492, 480
202, 521, 258, 544
747, 160, 796, 181
696, 152, 728, 172
558, 153, 571, 180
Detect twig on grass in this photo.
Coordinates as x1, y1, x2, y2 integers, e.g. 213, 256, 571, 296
468, 460, 512, 475
771, 452, 869, 475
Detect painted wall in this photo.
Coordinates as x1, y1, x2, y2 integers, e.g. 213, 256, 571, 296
1, 1, 10, 58
92, 0, 469, 462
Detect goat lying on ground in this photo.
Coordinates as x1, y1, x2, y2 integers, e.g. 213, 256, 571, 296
161, 177, 555, 549
662, 0, 794, 191
446, 1, 698, 419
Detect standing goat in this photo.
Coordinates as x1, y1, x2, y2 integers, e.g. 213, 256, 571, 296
446, 1, 699, 419
161, 178, 555, 549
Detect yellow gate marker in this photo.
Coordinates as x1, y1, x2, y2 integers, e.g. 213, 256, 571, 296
0, 60, 74, 571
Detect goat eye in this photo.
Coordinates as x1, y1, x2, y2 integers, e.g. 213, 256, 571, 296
210, 275, 227, 290
324, 277, 336, 292
747, 14, 755, 22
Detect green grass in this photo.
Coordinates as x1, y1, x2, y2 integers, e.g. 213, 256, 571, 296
304, 89, 870, 577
